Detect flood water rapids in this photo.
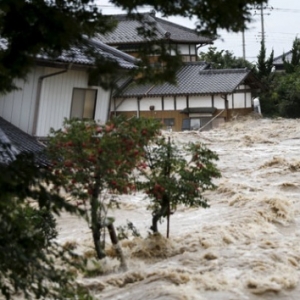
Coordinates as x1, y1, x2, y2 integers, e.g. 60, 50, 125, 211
57, 116, 300, 300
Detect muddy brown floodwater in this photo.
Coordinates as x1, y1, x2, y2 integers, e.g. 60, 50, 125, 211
57, 116, 300, 300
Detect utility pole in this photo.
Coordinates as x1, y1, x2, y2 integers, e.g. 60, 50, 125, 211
256, 4, 272, 44
242, 30, 246, 60
242, 4, 272, 60
260, 4, 265, 44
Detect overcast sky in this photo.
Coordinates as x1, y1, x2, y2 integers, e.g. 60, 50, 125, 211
99, 0, 300, 62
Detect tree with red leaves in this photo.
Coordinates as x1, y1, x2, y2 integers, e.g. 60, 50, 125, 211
48, 116, 161, 262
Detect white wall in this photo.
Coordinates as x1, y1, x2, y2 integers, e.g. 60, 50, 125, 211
112, 92, 253, 115
189, 95, 212, 107
214, 95, 226, 109
246, 92, 252, 108
0, 67, 44, 134
114, 98, 138, 111
37, 67, 111, 136
233, 84, 252, 109
94, 88, 111, 124
164, 97, 174, 110
228, 94, 233, 109
176, 96, 187, 110
140, 97, 162, 111
233, 93, 246, 108
0, 66, 112, 137
233, 92, 252, 109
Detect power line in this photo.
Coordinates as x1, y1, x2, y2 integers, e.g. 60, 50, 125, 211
272, 7, 300, 13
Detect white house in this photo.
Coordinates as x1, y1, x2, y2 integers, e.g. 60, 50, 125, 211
112, 62, 263, 131
95, 10, 213, 62
0, 39, 136, 138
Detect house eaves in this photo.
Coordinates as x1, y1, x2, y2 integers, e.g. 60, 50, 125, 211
180, 107, 217, 114
36, 38, 137, 70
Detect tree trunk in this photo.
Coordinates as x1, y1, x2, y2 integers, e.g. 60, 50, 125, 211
92, 222, 106, 259
150, 197, 169, 234
107, 221, 127, 271
166, 199, 170, 238
165, 137, 171, 238
151, 212, 160, 233
90, 177, 106, 259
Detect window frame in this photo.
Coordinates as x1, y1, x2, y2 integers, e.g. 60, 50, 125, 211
70, 88, 98, 120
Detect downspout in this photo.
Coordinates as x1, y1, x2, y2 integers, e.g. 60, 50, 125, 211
137, 97, 141, 118
113, 97, 117, 117
107, 87, 114, 121
225, 95, 229, 121
134, 84, 156, 119
32, 65, 71, 136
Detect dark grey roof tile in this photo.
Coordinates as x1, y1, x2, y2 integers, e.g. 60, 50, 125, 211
118, 63, 252, 97
0, 117, 48, 166
154, 17, 212, 43
96, 12, 213, 45
273, 50, 292, 65
36, 38, 137, 69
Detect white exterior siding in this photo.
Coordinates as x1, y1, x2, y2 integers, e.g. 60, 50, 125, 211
176, 96, 187, 110
233, 93, 246, 108
37, 67, 111, 136
189, 95, 211, 107
94, 88, 111, 124
112, 92, 253, 114
0, 66, 112, 137
38, 69, 70, 136
114, 98, 137, 111
164, 97, 174, 110
0, 67, 44, 134
214, 95, 226, 109
246, 92, 252, 107
228, 94, 233, 109
140, 97, 162, 111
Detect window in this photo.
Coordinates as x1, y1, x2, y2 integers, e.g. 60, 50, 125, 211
163, 118, 175, 127
190, 118, 201, 130
189, 117, 212, 131
163, 118, 175, 131
70, 88, 97, 119
182, 117, 213, 131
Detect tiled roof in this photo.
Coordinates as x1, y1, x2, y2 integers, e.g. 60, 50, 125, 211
116, 62, 254, 97
95, 12, 213, 45
273, 50, 292, 65
36, 38, 137, 69
0, 117, 48, 166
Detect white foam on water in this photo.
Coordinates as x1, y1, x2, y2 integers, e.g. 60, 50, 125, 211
56, 116, 300, 299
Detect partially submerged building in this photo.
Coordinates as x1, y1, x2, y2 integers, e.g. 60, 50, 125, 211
112, 62, 262, 131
